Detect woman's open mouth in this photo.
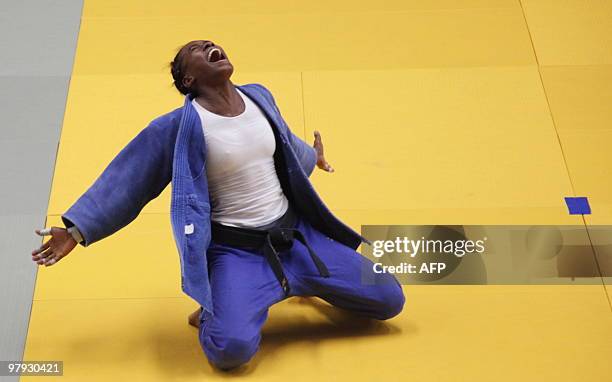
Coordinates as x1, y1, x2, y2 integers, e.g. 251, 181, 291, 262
207, 48, 226, 63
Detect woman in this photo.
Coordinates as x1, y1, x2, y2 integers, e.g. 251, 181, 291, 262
32, 40, 405, 371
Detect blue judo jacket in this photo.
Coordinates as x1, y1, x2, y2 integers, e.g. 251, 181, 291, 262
61, 83, 371, 315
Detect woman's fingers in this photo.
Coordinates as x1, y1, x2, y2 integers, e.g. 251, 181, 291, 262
33, 249, 52, 265
31, 226, 73, 267
321, 160, 334, 172
316, 157, 335, 172
313, 131, 334, 172
35, 228, 52, 236
313, 131, 323, 151
33, 246, 53, 261
34, 248, 61, 266
32, 239, 51, 256
32, 228, 53, 260
43, 253, 60, 266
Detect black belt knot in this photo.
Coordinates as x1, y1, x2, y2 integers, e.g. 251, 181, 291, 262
210, 205, 330, 296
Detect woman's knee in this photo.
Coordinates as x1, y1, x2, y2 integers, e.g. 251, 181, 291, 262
201, 335, 259, 370
373, 280, 405, 320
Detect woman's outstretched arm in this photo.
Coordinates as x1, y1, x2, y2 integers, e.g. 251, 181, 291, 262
60, 121, 173, 247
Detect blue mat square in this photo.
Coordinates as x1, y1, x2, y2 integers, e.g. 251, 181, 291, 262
564, 197, 591, 215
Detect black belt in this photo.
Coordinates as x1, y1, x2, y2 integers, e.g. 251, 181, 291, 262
210, 204, 330, 296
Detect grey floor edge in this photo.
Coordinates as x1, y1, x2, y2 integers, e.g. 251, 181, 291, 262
0, 1, 84, 381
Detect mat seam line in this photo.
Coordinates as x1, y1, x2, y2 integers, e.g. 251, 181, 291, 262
518, 0, 611, 312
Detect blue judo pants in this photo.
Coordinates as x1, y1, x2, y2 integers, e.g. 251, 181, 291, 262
198, 211, 405, 370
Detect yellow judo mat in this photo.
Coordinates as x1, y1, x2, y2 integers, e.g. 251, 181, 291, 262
25, 0, 612, 380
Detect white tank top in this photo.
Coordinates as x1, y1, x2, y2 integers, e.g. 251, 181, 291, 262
191, 88, 289, 228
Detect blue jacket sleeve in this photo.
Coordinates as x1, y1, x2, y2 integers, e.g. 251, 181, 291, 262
61, 121, 173, 247
263, 87, 317, 177
288, 126, 317, 178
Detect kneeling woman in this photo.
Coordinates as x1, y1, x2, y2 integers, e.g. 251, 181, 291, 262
32, 39, 405, 371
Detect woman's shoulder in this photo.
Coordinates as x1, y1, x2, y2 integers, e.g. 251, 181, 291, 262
238, 82, 272, 96
151, 105, 184, 128
137, 105, 184, 144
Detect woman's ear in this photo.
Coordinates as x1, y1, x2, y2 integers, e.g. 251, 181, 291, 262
182, 75, 194, 92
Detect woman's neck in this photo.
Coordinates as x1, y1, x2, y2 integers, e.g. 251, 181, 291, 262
194, 81, 244, 117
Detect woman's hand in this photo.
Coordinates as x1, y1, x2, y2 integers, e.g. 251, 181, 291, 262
313, 130, 334, 173
32, 227, 77, 267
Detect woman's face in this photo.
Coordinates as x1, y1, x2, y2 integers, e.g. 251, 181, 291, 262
179, 40, 234, 91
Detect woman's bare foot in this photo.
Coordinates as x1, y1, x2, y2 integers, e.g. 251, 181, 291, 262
188, 308, 201, 328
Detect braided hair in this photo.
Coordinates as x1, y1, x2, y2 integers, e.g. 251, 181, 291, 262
170, 47, 191, 95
